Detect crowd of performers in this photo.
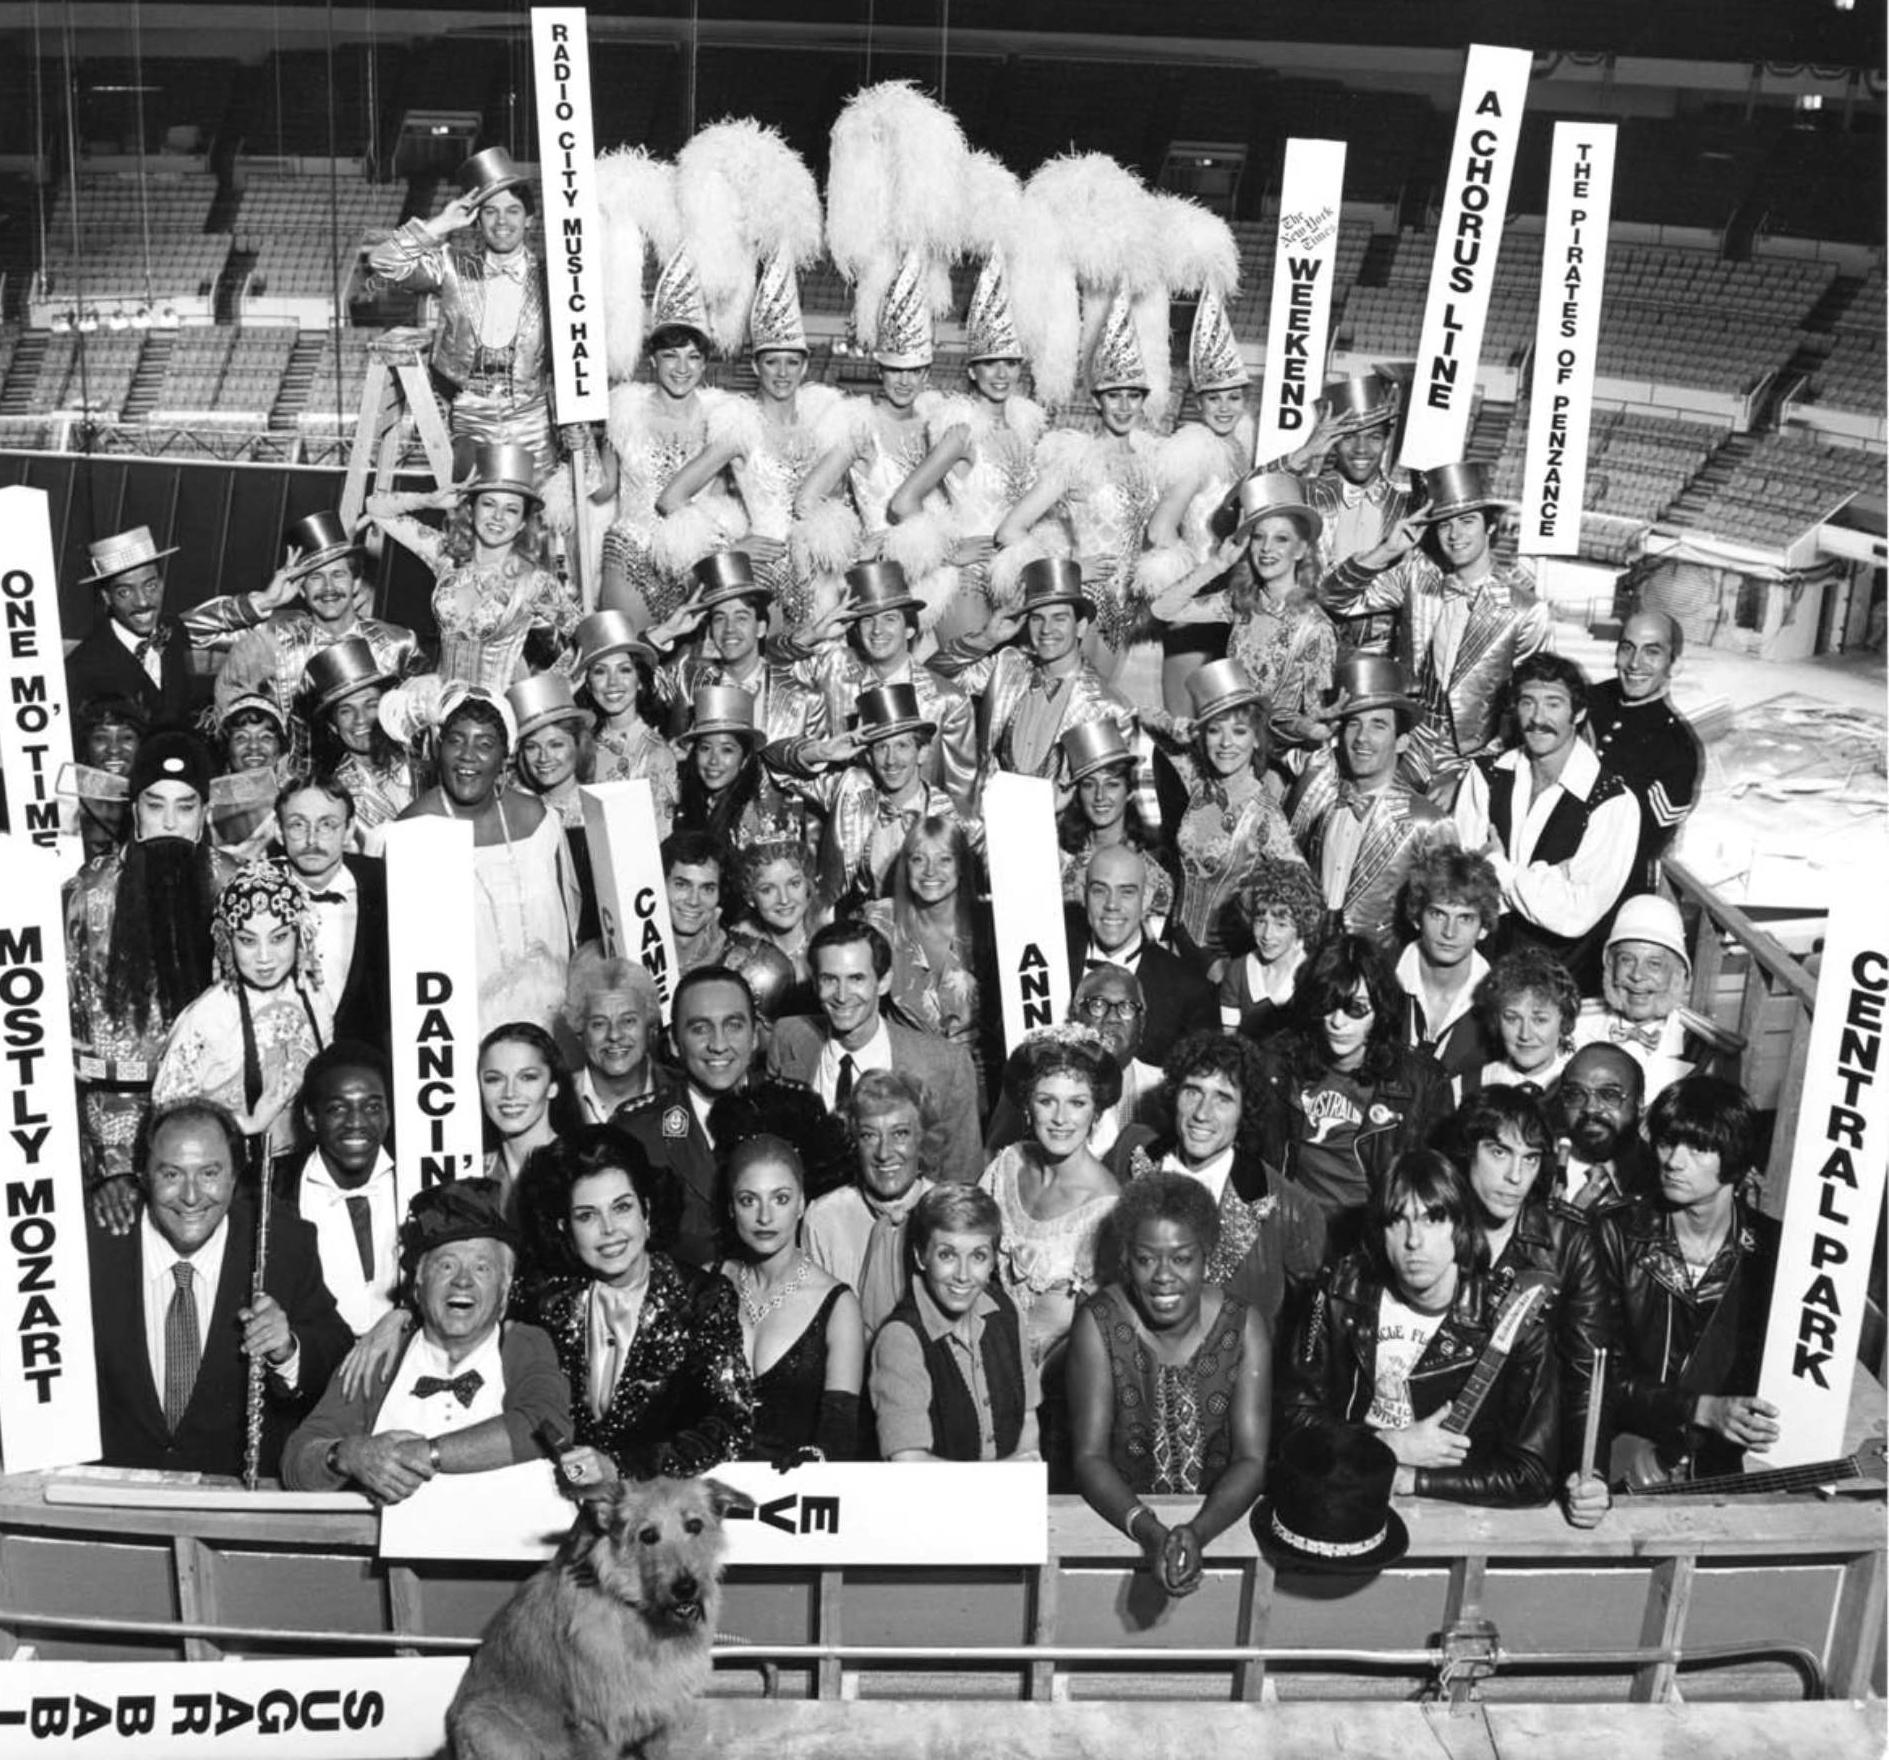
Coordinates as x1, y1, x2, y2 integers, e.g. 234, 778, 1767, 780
52, 85, 1779, 1589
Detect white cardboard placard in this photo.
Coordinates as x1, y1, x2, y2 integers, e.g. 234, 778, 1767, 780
982, 771, 1070, 1058
1252, 138, 1348, 469
530, 8, 607, 421
580, 778, 680, 1025
0, 485, 80, 875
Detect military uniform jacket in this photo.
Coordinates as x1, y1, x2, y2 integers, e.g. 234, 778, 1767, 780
1585, 681, 1703, 897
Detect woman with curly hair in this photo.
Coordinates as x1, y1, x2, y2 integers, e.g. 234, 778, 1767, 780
978, 1029, 1124, 1368
728, 835, 822, 1019
1474, 947, 1581, 1095
1218, 857, 1326, 1037
572, 610, 679, 818
1247, 933, 1453, 1224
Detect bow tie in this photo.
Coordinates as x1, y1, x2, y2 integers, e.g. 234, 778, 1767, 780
1338, 479, 1384, 510
305, 889, 348, 905
1029, 670, 1067, 698
483, 252, 530, 283
1337, 783, 1375, 820
876, 798, 920, 828
1608, 1018, 1664, 1053
410, 1369, 484, 1407
134, 628, 168, 662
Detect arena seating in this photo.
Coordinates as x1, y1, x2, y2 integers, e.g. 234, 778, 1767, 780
38, 173, 230, 305
1681, 430, 1882, 549
238, 173, 405, 301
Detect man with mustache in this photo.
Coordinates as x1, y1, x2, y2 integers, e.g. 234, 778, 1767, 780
1451, 653, 1638, 992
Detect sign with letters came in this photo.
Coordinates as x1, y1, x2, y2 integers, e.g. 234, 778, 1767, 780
982, 772, 1071, 1057
0, 837, 99, 1471
0, 486, 79, 875
530, 8, 606, 421
581, 778, 679, 1025
383, 816, 481, 1221
1252, 138, 1347, 469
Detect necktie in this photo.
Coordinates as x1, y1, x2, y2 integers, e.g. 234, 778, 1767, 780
411, 1370, 484, 1407
834, 1053, 856, 1110
1609, 1018, 1663, 1052
344, 1194, 376, 1281
163, 1263, 200, 1432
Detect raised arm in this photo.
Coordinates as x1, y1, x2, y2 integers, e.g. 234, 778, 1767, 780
888, 426, 971, 525
655, 436, 743, 517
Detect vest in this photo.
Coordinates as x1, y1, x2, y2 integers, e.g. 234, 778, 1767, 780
883, 1284, 1027, 1462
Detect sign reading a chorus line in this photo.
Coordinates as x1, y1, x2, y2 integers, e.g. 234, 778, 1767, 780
383, 816, 482, 1221
582, 778, 680, 1025
1519, 125, 1617, 556
1252, 138, 1348, 469
983, 772, 1071, 1056
0, 837, 99, 1472
1400, 43, 1534, 471
529, 8, 607, 421
0, 485, 79, 873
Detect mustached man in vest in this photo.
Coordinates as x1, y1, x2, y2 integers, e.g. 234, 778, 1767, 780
1286, 654, 1455, 950
1451, 653, 1637, 994
1318, 462, 1552, 796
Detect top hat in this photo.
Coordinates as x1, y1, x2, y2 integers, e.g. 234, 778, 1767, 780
463, 443, 542, 504
574, 609, 656, 676
1253, 1424, 1410, 1575
1184, 658, 1262, 725
1322, 372, 1400, 435
1059, 718, 1134, 783
690, 550, 772, 616
399, 1177, 521, 1283
283, 510, 361, 580
680, 684, 758, 744
839, 560, 924, 624
128, 727, 214, 800
1018, 557, 1095, 622
304, 637, 397, 715
455, 146, 531, 208
507, 672, 590, 743
1605, 894, 1690, 970
854, 683, 935, 744
1416, 461, 1502, 525
1233, 472, 1323, 544
82, 525, 178, 587
1325, 653, 1419, 732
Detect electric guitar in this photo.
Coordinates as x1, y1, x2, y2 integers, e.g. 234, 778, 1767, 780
1440, 1271, 1555, 1434
1617, 1431, 1888, 1498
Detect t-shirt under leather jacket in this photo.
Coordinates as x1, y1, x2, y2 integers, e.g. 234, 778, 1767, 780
1280, 1249, 1559, 1507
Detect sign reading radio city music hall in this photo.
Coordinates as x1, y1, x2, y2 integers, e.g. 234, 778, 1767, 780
383, 816, 482, 1221
0, 486, 79, 875
530, 8, 607, 422
1252, 138, 1347, 470
982, 772, 1072, 1057
1400, 43, 1533, 471
1756, 882, 1889, 1467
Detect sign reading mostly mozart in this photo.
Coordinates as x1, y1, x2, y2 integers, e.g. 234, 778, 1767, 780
1519, 123, 1617, 556
383, 816, 481, 1221
581, 779, 679, 1024
379, 1459, 1050, 1566
1400, 42, 1534, 471
1756, 882, 1889, 1468
982, 771, 1072, 1057
529, 7, 607, 422
0, 486, 79, 874
0, 837, 99, 1472
1252, 137, 1347, 469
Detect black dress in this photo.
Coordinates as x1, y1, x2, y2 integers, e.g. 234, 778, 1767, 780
752, 1284, 845, 1459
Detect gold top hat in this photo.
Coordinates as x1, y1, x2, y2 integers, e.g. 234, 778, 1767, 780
855, 682, 935, 744
1325, 653, 1418, 731
283, 510, 360, 579
1088, 287, 1150, 394
465, 442, 542, 503
649, 248, 712, 345
1417, 461, 1501, 524
507, 672, 590, 742
82, 525, 179, 586
1059, 718, 1133, 783
839, 560, 923, 623
1322, 373, 1399, 434
690, 549, 772, 614
1234, 472, 1323, 544
964, 256, 1022, 363
1189, 287, 1249, 393
748, 249, 809, 354
1185, 657, 1263, 724
873, 250, 933, 370
304, 637, 397, 714
681, 684, 759, 744
574, 609, 656, 675
456, 145, 530, 207
1019, 557, 1095, 621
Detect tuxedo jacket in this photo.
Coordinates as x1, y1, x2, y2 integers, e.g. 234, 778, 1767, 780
1287, 754, 1454, 949
90, 1198, 352, 1479
767, 1016, 983, 1184
64, 615, 199, 737
331, 852, 391, 1047
1062, 909, 1219, 1067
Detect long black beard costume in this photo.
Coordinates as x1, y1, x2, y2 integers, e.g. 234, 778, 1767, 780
103, 835, 219, 1033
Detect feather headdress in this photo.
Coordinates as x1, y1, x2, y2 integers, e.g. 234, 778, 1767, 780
594, 146, 683, 382
960, 152, 1028, 364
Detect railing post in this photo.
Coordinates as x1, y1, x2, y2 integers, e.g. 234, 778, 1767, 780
170, 1537, 220, 1663
1631, 1555, 1696, 1702
816, 1568, 844, 1701
1232, 1556, 1276, 1703
1027, 1562, 1059, 1701
1825, 1549, 1887, 1700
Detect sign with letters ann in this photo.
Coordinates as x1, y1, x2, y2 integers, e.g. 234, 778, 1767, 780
378, 1459, 1050, 1565
530, 8, 607, 421
1755, 881, 1889, 1467
0, 486, 79, 875
982, 772, 1071, 1058
581, 778, 679, 1026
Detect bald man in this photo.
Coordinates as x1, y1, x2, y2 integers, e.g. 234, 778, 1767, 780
1587, 611, 1704, 897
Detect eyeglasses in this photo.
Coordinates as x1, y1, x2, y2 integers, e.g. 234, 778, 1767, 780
1563, 1084, 1631, 1109
1327, 995, 1374, 1021
1074, 996, 1144, 1024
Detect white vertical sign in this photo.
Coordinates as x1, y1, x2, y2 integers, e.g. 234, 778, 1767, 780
983, 772, 1070, 1057
0, 837, 100, 1471
383, 817, 483, 1222
581, 778, 679, 1025
0, 485, 80, 875
1755, 883, 1889, 1467
1401, 43, 1534, 471
530, 8, 606, 421
1252, 138, 1347, 469
1519, 125, 1616, 556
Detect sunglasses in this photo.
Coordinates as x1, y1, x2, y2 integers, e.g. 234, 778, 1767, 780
1327, 995, 1375, 1021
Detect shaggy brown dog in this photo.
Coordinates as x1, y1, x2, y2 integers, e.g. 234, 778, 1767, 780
446, 1476, 747, 1760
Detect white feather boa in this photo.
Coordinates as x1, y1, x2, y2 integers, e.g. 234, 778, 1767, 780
789, 498, 863, 579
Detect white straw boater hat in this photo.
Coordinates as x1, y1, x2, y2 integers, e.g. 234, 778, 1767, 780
83, 525, 178, 586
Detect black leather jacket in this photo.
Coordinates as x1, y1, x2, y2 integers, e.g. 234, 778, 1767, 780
1281, 1250, 1558, 1507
